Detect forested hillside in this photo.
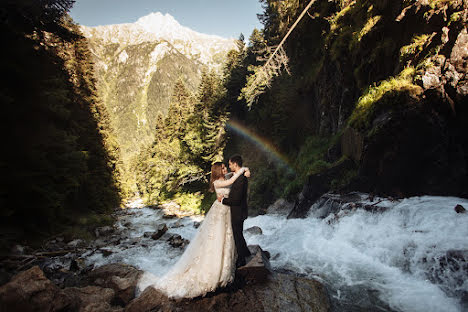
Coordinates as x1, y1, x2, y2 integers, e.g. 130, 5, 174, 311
81, 17, 236, 196
0, 0, 121, 247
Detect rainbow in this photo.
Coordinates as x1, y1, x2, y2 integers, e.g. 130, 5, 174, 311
226, 120, 294, 171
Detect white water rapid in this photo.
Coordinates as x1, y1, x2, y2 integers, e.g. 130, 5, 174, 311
84, 195, 468, 312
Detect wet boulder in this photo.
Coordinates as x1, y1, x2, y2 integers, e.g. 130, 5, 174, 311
454, 204, 466, 213
143, 224, 168, 240
63, 285, 118, 312
170, 221, 184, 228
0, 266, 80, 311
245, 226, 263, 235
266, 198, 294, 216
85, 263, 143, 306
95, 226, 114, 238
167, 234, 189, 248
288, 159, 358, 219
67, 239, 86, 248
125, 271, 330, 312
153, 224, 168, 239
11, 244, 26, 255
99, 247, 114, 257
238, 245, 271, 283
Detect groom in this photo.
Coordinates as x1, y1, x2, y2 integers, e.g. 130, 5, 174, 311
218, 155, 251, 267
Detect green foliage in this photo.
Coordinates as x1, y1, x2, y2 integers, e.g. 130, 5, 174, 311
428, 0, 453, 9
258, 0, 304, 44
400, 34, 431, 62
326, 1, 384, 62
200, 191, 218, 213
161, 191, 203, 215
134, 71, 229, 207
348, 67, 423, 130
449, 11, 462, 22
282, 136, 333, 199
356, 15, 381, 42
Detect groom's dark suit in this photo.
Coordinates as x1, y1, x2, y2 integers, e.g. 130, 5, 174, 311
222, 172, 251, 267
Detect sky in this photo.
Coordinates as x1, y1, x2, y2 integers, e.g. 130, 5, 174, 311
69, 0, 264, 39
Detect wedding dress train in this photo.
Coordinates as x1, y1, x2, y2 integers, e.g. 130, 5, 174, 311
136, 169, 246, 299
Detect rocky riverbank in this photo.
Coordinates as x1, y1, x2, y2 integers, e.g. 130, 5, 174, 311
2, 194, 466, 311
0, 251, 330, 312
0, 204, 331, 312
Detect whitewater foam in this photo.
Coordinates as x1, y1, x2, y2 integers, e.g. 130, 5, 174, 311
245, 196, 468, 312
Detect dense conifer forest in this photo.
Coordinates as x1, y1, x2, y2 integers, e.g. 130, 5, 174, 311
0, 0, 121, 247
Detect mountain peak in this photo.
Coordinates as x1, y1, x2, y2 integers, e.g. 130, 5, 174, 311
136, 12, 181, 33
135, 12, 223, 41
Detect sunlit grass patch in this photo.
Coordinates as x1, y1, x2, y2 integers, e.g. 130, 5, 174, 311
348, 67, 423, 130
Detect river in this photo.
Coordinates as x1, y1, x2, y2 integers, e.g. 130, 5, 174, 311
83, 194, 468, 312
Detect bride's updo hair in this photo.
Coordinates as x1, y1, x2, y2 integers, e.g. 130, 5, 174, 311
209, 162, 224, 192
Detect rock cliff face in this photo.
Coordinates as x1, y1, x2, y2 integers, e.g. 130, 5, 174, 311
288, 0, 468, 217
353, 19, 468, 198
81, 13, 236, 163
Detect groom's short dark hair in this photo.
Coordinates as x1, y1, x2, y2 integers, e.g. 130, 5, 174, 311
229, 155, 243, 167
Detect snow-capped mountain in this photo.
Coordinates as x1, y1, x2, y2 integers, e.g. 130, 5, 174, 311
80, 12, 236, 70
79, 12, 237, 165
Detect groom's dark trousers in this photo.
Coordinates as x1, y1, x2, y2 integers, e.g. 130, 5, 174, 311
222, 173, 251, 267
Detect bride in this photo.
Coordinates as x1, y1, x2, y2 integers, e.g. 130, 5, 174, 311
136, 162, 250, 299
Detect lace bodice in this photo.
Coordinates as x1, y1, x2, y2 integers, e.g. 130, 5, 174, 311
213, 167, 247, 199
215, 185, 231, 198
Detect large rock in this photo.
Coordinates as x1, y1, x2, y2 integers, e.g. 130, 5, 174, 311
153, 224, 168, 239
125, 287, 169, 312
143, 224, 167, 240
238, 245, 271, 283
266, 198, 294, 215
341, 127, 364, 162
85, 263, 143, 306
0, 266, 79, 312
455, 204, 466, 213
447, 27, 468, 99
245, 226, 263, 235
356, 99, 467, 197
288, 158, 357, 218
63, 286, 121, 312
167, 234, 189, 248
125, 272, 330, 312
95, 226, 115, 238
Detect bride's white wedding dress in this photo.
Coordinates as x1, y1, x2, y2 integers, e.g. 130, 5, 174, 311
136, 168, 247, 299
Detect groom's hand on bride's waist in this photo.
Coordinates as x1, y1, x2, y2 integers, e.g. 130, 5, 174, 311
217, 195, 223, 202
